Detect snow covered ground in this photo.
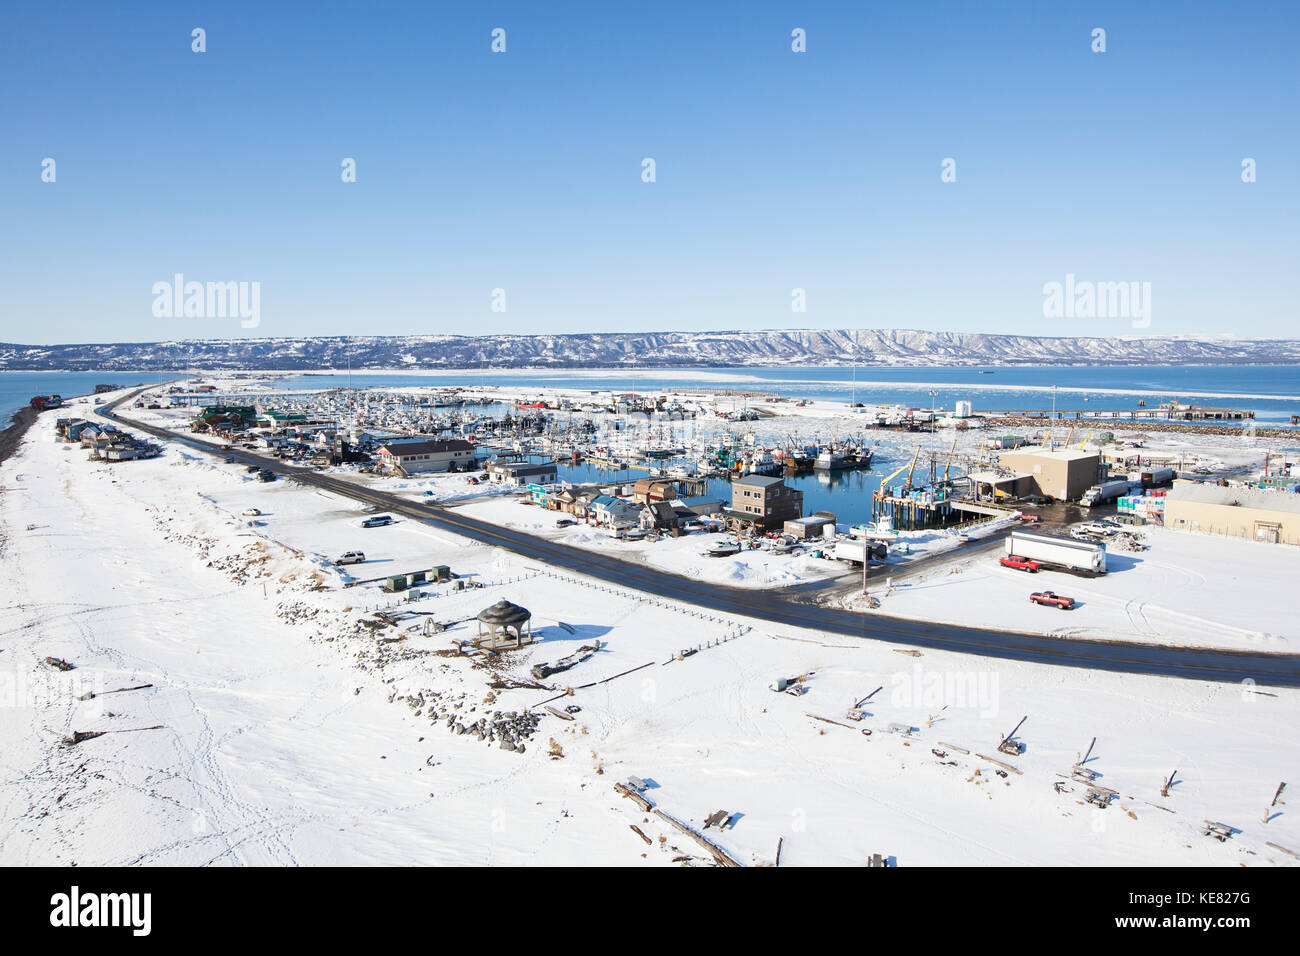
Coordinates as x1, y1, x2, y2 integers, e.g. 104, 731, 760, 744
2, 408, 1299, 866
869, 525, 1300, 652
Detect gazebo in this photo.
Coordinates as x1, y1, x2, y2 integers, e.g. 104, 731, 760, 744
476, 599, 533, 649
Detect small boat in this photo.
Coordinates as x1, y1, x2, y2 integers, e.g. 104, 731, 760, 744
707, 539, 742, 557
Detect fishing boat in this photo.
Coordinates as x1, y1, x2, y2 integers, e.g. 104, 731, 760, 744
745, 451, 783, 476
813, 448, 848, 471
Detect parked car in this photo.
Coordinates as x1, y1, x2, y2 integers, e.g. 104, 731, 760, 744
1000, 555, 1041, 573
1030, 590, 1075, 610
241, 508, 262, 517
555, 517, 576, 528
335, 551, 366, 565
224, 456, 236, 464
245, 464, 260, 473
361, 515, 393, 528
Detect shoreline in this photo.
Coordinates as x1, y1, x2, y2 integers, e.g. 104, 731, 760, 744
0, 405, 38, 467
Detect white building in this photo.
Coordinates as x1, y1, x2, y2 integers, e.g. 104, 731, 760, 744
375, 439, 475, 475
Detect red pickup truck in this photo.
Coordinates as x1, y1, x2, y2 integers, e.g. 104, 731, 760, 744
1030, 590, 1075, 610
1000, 555, 1041, 572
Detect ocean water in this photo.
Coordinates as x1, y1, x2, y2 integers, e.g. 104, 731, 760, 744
6, 365, 1300, 427
0, 372, 158, 426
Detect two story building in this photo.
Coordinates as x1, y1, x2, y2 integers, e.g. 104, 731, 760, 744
727, 475, 803, 531
376, 439, 476, 475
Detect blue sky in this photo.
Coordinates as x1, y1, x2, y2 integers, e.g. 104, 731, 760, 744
1, 0, 1296, 344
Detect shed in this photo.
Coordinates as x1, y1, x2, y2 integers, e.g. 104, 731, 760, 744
783, 514, 836, 539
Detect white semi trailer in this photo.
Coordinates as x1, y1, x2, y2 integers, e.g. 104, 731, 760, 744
1005, 530, 1106, 573
835, 539, 889, 564
1080, 479, 1131, 508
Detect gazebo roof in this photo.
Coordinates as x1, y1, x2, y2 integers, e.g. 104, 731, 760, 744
477, 599, 532, 627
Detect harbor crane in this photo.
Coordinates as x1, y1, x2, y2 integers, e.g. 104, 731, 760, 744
879, 446, 923, 493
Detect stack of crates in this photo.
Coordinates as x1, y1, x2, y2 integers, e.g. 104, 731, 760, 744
1116, 490, 1166, 525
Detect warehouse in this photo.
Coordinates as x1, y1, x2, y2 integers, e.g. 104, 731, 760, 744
996, 447, 1101, 501
1164, 479, 1300, 545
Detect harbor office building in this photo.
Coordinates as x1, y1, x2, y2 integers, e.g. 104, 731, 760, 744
726, 474, 803, 531
1164, 479, 1300, 545
376, 439, 476, 475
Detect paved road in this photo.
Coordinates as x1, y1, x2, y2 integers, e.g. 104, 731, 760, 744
97, 393, 1300, 688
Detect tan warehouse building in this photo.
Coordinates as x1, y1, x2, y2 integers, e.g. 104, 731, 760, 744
1165, 479, 1300, 545
995, 448, 1101, 501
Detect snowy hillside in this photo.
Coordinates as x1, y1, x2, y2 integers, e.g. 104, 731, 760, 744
3, 329, 1299, 371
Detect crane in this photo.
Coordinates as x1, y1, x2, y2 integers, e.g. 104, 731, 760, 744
879, 446, 922, 494
943, 437, 957, 482
1077, 431, 1092, 450
905, 445, 923, 487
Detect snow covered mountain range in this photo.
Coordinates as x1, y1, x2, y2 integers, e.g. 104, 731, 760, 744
2, 329, 1298, 370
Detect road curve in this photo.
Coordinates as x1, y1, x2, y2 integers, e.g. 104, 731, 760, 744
96, 392, 1300, 688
